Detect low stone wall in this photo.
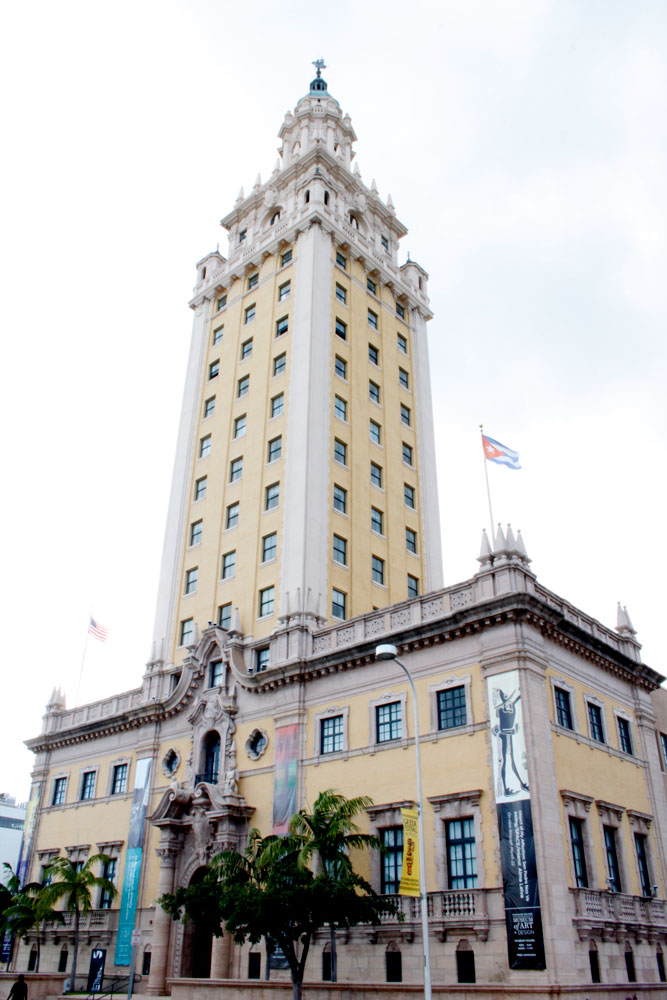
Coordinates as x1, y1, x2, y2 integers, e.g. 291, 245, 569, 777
0, 972, 68, 999
166, 978, 667, 1000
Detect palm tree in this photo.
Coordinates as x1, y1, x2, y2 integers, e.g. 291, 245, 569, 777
43, 855, 116, 989
1, 882, 64, 972
284, 789, 380, 981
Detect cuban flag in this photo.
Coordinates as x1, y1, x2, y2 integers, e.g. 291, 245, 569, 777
482, 434, 521, 470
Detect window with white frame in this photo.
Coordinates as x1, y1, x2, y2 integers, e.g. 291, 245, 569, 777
184, 567, 198, 594
278, 280, 291, 301
226, 502, 239, 529
267, 436, 282, 462
179, 618, 194, 646
234, 414, 246, 438
199, 435, 211, 458
262, 532, 277, 562
221, 551, 236, 579
203, 396, 215, 418
332, 534, 347, 566
271, 393, 284, 417
259, 586, 275, 618
265, 483, 280, 510
194, 476, 207, 501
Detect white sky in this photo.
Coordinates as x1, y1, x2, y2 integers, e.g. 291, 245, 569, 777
1, 0, 666, 801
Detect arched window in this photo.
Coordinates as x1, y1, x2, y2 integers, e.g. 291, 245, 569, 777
28, 945, 38, 971
385, 943, 401, 983
324, 191, 330, 206
142, 946, 152, 976
589, 944, 600, 983
270, 211, 280, 226
456, 940, 475, 983
58, 946, 69, 973
201, 266, 207, 280
322, 943, 331, 981
349, 213, 359, 230
657, 948, 666, 983
199, 731, 220, 783
305, 189, 310, 204
625, 947, 636, 983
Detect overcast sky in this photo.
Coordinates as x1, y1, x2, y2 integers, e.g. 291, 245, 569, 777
1, 0, 665, 801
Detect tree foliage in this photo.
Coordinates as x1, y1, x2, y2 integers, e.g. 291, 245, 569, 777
0, 865, 65, 972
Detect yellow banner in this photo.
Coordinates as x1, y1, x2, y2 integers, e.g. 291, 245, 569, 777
399, 808, 420, 896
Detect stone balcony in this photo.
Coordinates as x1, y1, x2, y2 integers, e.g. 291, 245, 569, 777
570, 887, 667, 942
369, 888, 500, 943
37, 909, 115, 945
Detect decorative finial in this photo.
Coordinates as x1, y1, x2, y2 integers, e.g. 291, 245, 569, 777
312, 58, 326, 78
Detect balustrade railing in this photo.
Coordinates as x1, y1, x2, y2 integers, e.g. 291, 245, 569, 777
570, 888, 666, 927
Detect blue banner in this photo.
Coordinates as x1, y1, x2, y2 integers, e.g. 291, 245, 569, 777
114, 758, 152, 965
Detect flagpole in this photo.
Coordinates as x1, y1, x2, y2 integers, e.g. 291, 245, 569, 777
480, 424, 495, 539
75, 614, 91, 707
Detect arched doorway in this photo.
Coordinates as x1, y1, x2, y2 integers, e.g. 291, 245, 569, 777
180, 867, 212, 978
198, 731, 220, 784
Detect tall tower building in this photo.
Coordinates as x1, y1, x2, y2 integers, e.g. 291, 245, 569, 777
153, 64, 443, 670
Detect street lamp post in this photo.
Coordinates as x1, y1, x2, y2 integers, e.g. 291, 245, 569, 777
375, 644, 432, 1000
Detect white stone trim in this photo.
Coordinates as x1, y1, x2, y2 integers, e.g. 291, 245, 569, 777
596, 799, 629, 893
428, 673, 473, 733
583, 693, 607, 744
560, 790, 597, 888
368, 691, 408, 746
107, 758, 132, 797
313, 704, 349, 758
428, 789, 485, 889
613, 706, 635, 756
549, 675, 579, 733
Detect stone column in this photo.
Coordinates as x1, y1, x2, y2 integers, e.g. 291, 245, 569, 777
146, 846, 178, 995
210, 931, 232, 978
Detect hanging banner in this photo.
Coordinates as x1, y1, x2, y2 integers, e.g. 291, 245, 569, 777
115, 758, 152, 965
399, 808, 420, 897
87, 948, 107, 992
272, 724, 298, 834
487, 670, 546, 970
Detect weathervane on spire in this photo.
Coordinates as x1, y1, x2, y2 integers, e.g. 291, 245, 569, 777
312, 58, 326, 77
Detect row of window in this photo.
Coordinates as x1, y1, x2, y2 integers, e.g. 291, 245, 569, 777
51, 763, 128, 807
333, 442, 414, 476
202, 392, 284, 432
211, 249, 292, 319
379, 817, 476, 896
567, 809, 655, 898
333, 391, 411, 426
331, 528, 419, 571
334, 250, 408, 320
553, 683, 636, 755
194, 460, 281, 504
332, 482, 415, 515
334, 348, 410, 390
335, 315, 408, 355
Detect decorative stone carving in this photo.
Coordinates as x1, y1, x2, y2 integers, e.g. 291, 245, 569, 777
223, 741, 239, 795
192, 807, 212, 863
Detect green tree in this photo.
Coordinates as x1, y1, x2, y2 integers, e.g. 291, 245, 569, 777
161, 822, 392, 1000
1, 884, 65, 972
279, 789, 380, 981
43, 855, 116, 988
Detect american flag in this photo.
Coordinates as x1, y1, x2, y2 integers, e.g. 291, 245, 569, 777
88, 617, 109, 643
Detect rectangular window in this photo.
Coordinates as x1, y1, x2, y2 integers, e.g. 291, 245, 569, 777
661, 732, 667, 770
369, 380, 380, 404
333, 484, 347, 514
335, 317, 347, 340
332, 534, 347, 566
180, 618, 194, 645
209, 660, 223, 687
370, 420, 381, 444
259, 586, 275, 617
276, 316, 289, 337
569, 817, 589, 888
321, 715, 343, 754
604, 825, 622, 892
332, 588, 346, 620
265, 482, 280, 510
204, 396, 215, 418
229, 457, 243, 482
278, 280, 291, 301
335, 356, 347, 380
400, 403, 411, 426
273, 352, 286, 376
370, 462, 383, 488
381, 827, 403, 894
226, 502, 239, 529
267, 436, 282, 462
402, 442, 413, 466
554, 687, 573, 729
190, 520, 202, 546
335, 284, 347, 304
438, 686, 467, 730
588, 703, 605, 743
216, 294, 227, 311
406, 528, 417, 554
334, 396, 347, 421
635, 833, 651, 896
377, 702, 402, 743
281, 248, 292, 267
218, 603, 232, 629
244, 303, 256, 324
397, 333, 408, 354
222, 551, 236, 579
80, 771, 96, 801
381, 234, 389, 251
372, 555, 385, 585
199, 435, 211, 458
52, 777, 67, 806
368, 309, 378, 330
368, 343, 379, 366
396, 301, 405, 319
234, 414, 246, 438
407, 575, 419, 598
241, 338, 253, 359
367, 276, 377, 295
262, 532, 277, 562
111, 763, 128, 796
194, 476, 207, 501
212, 324, 223, 344
271, 393, 284, 417
100, 858, 117, 909
334, 439, 347, 466
256, 647, 270, 672
247, 272, 258, 290
618, 717, 633, 755
446, 818, 477, 889
185, 567, 198, 594
335, 250, 347, 270
404, 483, 415, 508
371, 507, 384, 535
208, 359, 219, 380
238, 375, 250, 397
399, 367, 409, 389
